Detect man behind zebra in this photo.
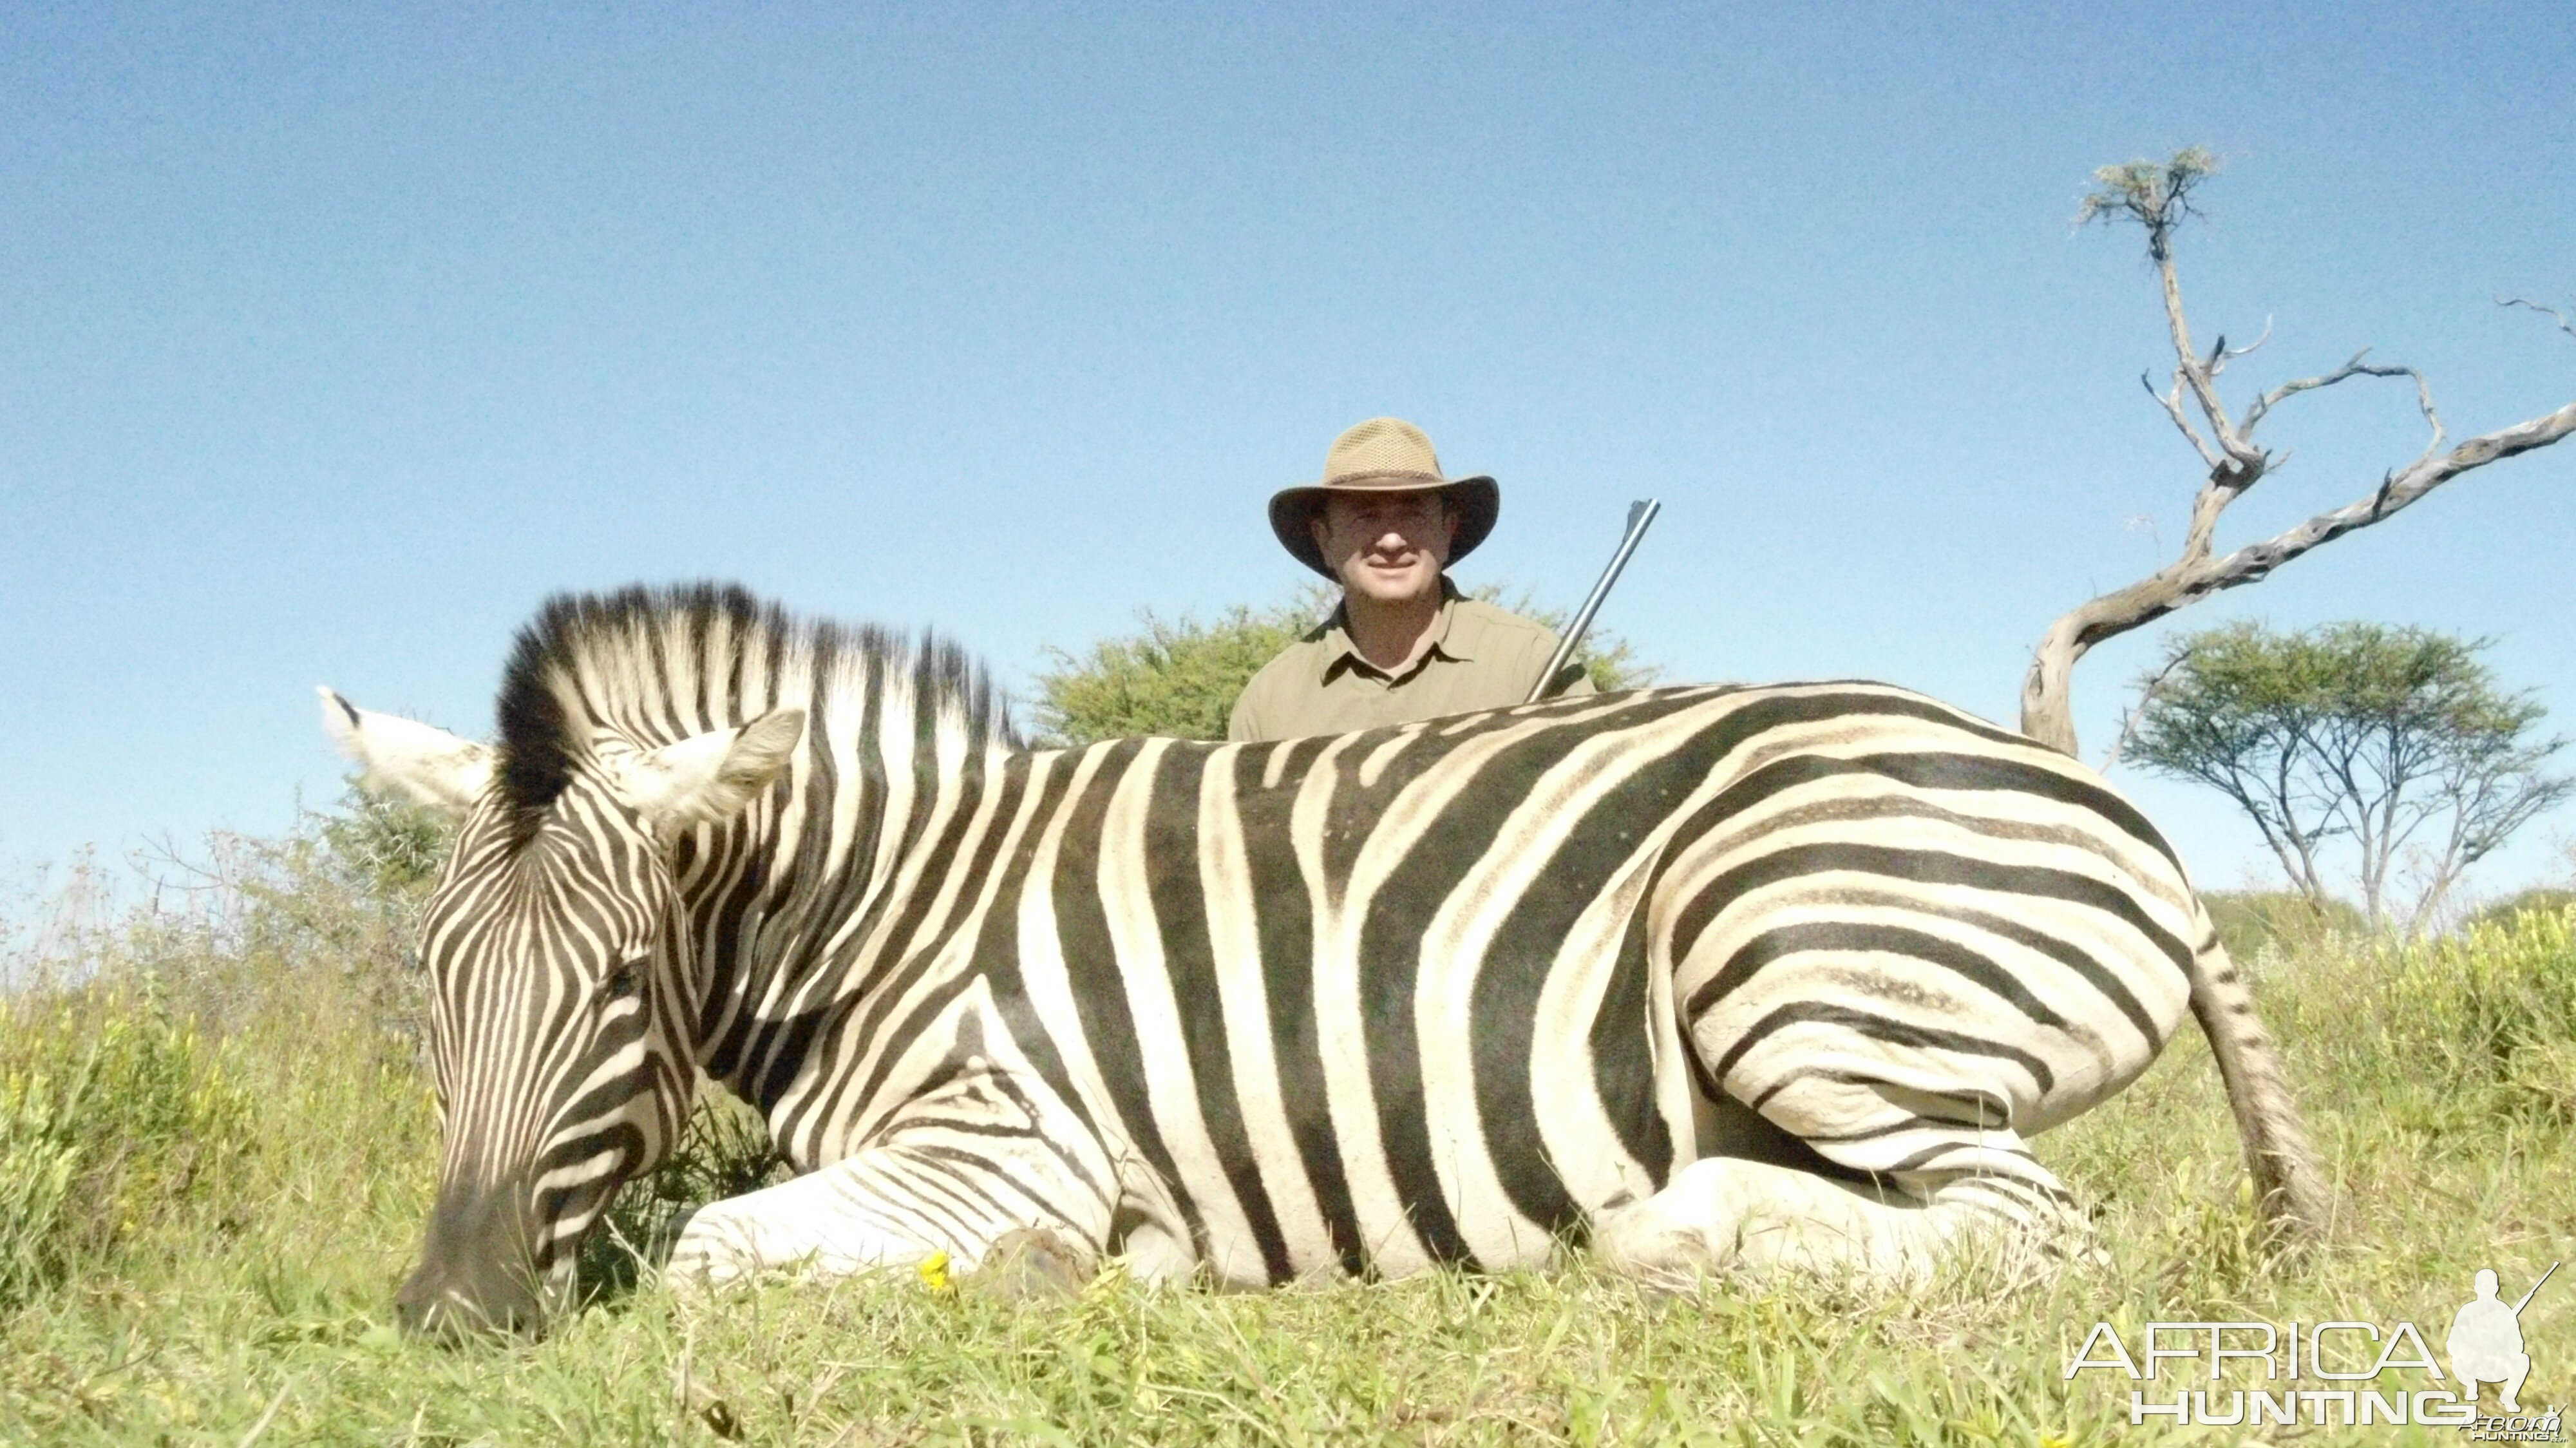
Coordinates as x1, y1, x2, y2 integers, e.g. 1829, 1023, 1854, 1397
1227, 417, 1593, 742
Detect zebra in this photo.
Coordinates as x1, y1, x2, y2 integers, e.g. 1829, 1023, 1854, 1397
321, 584, 2327, 1335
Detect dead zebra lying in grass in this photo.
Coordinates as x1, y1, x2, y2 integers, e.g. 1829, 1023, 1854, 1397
321, 584, 2324, 1335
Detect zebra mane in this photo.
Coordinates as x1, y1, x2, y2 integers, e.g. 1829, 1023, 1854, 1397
493, 582, 1016, 844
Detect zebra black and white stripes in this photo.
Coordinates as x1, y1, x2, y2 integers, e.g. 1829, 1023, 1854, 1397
324, 584, 2324, 1334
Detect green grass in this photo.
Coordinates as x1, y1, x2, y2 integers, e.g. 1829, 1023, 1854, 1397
3, 814, 2571, 1445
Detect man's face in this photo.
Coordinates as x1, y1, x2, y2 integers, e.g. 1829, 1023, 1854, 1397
1311, 491, 1457, 605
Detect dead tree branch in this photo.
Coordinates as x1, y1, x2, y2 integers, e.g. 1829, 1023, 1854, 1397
2018, 151, 2576, 756
2239, 349, 2415, 433
2144, 370, 2222, 466
2498, 294, 2576, 341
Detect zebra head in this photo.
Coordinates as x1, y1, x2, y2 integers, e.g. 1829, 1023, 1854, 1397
317, 683, 804, 1338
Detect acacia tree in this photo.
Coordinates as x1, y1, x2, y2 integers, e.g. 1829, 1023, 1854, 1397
1031, 583, 1658, 745
2019, 149, 2576, 756
2123, 620, 2571, 934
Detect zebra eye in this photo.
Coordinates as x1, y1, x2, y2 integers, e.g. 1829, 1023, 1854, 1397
602, 958, 646, 1000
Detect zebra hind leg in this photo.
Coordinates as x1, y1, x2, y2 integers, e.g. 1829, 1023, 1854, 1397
1595, 1079, 2089, 1288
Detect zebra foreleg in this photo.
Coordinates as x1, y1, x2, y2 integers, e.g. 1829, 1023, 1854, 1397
663, 1138, 1114, 1290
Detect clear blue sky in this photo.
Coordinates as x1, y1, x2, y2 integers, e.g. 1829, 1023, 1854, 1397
5, 3, 2572, 908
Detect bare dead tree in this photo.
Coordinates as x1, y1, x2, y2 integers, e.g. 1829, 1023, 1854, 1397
2018, 149, 2576, 756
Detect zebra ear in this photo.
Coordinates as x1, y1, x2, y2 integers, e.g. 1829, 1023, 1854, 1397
318, 687, 494, 817
616, 708, 807, 837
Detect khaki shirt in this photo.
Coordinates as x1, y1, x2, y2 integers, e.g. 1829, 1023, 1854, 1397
1227, 582, 1596, 742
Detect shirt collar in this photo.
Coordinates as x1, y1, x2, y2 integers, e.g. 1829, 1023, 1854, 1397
1318, 577, 1470, 685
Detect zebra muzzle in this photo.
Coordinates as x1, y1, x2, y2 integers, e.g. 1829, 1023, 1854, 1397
397, 1182, 547, 1340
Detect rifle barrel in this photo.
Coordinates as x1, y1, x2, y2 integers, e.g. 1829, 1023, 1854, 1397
2512, 1261, 2559, 1316
1526, 498, 1661, 705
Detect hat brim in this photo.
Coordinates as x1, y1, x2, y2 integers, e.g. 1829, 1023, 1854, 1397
1267, 475, 1499, 578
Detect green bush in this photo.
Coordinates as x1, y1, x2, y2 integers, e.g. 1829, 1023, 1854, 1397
0, 1051, 79, 1311
0, 991, 252, 1310
2199, 890, 2369, 962
2387, 904, 2576, 1123
1033, 596, 1325, 745
0, 788, 445, 1320
2462, 886, 2576, 935
313, 788, 455, 899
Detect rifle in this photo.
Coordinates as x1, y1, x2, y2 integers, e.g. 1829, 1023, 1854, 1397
2513, 1261, 2559, 1316
1526, 498, 1662, 704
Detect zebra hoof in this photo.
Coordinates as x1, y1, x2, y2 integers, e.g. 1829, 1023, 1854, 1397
968, 1227, 1094, 1304
1592, 1157, 1759, 1289
663, 1206, 760, 1290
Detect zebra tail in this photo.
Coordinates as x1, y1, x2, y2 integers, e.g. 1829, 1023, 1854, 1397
2184, 917, 2334, 1248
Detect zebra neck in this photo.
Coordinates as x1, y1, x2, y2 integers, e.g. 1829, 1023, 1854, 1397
681, 738, 1027, 1123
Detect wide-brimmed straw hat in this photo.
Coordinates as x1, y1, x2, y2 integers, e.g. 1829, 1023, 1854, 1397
1267, 417, 1500, 578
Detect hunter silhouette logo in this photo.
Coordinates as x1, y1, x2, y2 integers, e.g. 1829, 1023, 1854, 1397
2453, 1264, 2552, 1414
2065, 1261, 2563, 1434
